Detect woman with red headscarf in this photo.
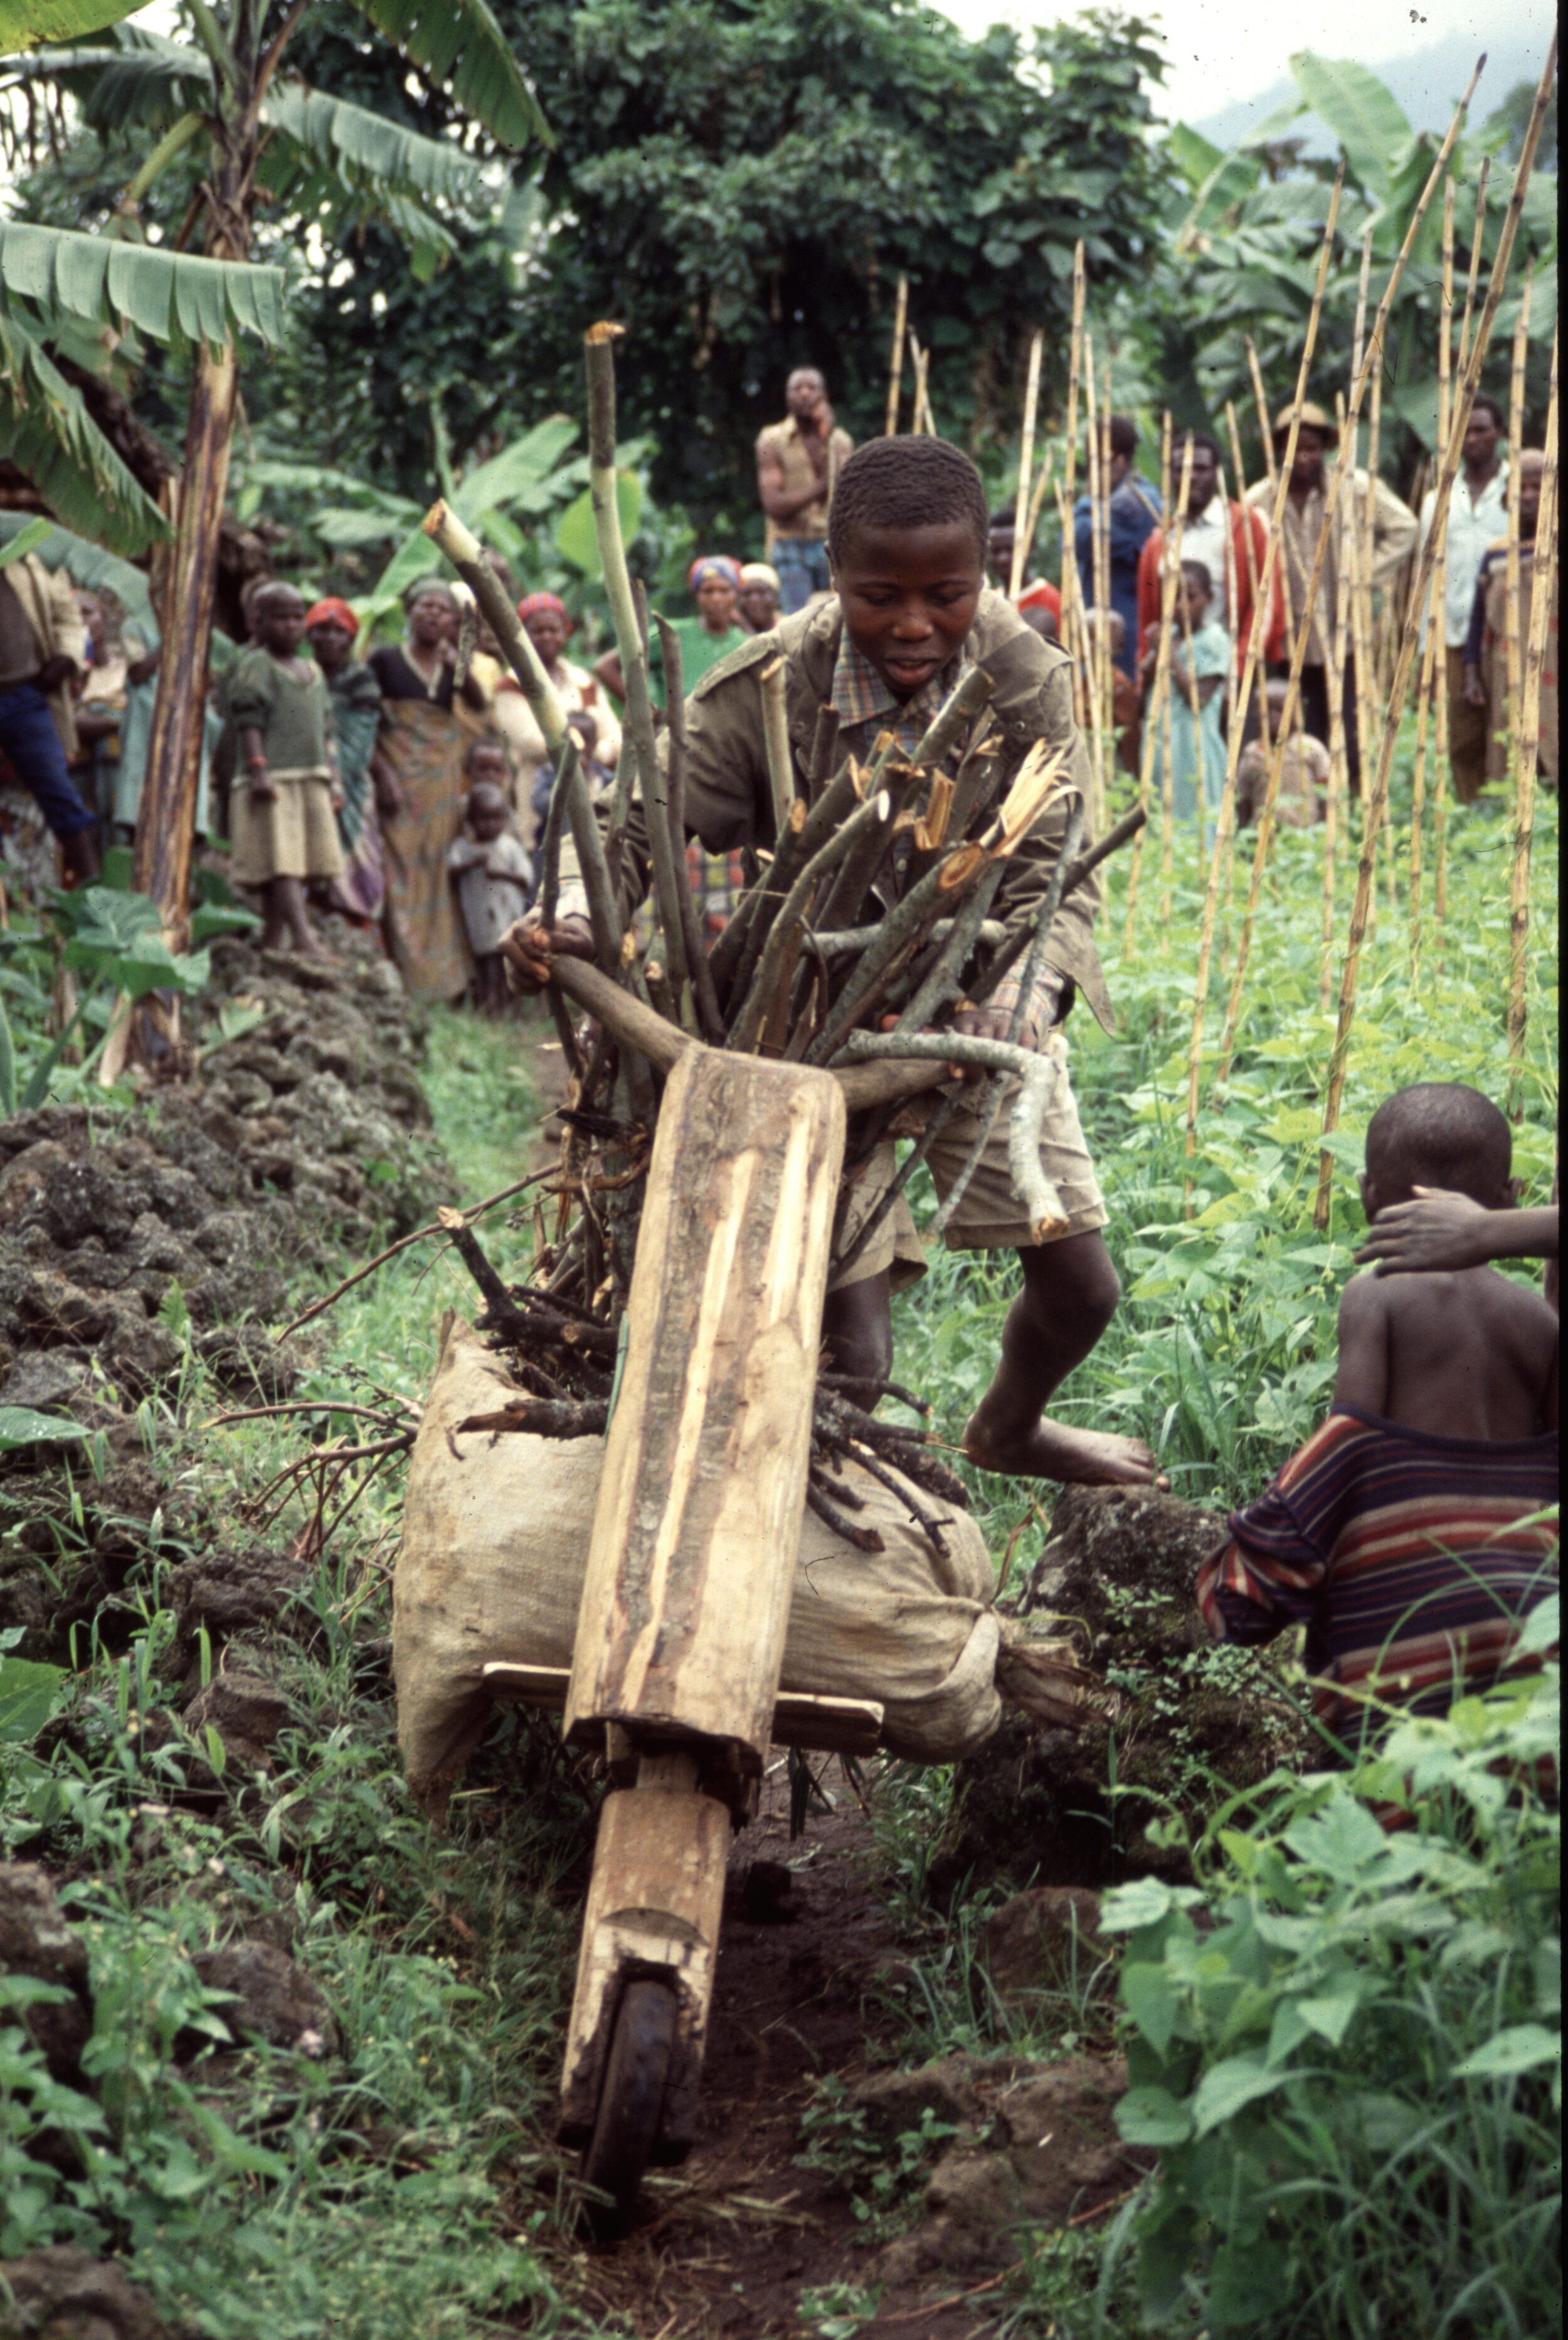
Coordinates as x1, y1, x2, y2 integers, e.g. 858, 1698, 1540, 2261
304, 597, 386, 921
483, 592, 621, 842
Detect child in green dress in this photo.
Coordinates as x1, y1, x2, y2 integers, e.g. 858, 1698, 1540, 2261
230, 581, 345, 956
1141, 558, 1230, 822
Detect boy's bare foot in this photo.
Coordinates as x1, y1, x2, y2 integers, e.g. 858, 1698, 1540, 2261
963, 1406, 1167, 1488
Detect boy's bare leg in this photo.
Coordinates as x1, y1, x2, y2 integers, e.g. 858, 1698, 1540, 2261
963, 1232, 1163, 1485
820, 1269, 893, 1414
260, 877, 289, 952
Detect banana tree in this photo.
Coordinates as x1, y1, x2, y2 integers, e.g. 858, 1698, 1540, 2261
0, 0, 546, 1007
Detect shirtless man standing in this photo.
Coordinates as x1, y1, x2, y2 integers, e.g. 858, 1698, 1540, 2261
756, 368, 853, 617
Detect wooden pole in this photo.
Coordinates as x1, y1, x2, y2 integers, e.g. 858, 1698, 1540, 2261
1507, 323, 1558, 1116
1436, 157, 1491, 934
1410, 177, 1457, 988
1009, 327, 1044, 601
1062, 244, 1086, 512
1126, 437, 1192, 956
1505, 263, 1533, 794
1313, 38, 1552, 1231
1121, 413, 1175, 951
884, 272, 908, 437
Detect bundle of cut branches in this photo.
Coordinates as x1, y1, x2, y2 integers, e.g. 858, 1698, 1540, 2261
421, 326, 1143, 1559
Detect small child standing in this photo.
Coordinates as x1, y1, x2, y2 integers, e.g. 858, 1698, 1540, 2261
1197, 1083, 1558, 1757
1236, 676, 1330, 829
229, 581, 345, 956
448, 756, 532, 1016
1141, 560, 1230, 822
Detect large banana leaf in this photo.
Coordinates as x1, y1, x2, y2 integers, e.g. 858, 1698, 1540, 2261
0, 311, 167, 556
348, 0, 549, 154
0, 0, 137, 46
0, 221, 286, 347
1289, 53, 1412, 201
454, 415, 578, 517
262, 83, 488, 208
0, 510, 159, 635
0, 27, 215, 134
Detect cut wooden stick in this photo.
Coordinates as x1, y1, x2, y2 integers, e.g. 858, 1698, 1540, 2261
884, 272, 909, 437
585, 322, 692, 1012
1314, 39, 1550, 1231
1507, 321, 1558, 1116
422, 499, 569, 754
1009, 327, 1044, 601
655, 614, 726, 1046
759, 655, 795, 842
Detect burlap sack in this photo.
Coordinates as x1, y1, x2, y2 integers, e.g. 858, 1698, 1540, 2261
394, 1315, 1004, 1809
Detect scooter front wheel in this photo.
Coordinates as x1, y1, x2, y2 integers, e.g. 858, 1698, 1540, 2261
578, 1976, 679, 2240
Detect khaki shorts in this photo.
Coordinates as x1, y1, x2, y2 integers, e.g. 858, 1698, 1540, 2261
830, 1026, 1108, 1291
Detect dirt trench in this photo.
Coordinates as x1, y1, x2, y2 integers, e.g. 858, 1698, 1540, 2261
569, 1787, 1002, 2340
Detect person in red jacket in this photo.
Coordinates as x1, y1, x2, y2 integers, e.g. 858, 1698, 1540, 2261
1135, 431, 1283, 720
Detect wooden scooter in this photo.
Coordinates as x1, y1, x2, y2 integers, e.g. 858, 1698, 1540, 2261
489, 1026, 900, 2233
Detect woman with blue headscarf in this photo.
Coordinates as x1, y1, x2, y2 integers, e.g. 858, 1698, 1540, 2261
595, 556, 750, 714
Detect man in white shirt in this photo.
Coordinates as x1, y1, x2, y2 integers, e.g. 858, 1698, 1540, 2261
1419, 393, 1508, 804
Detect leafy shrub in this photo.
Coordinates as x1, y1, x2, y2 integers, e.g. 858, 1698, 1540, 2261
1097, 1597, 1561, 2337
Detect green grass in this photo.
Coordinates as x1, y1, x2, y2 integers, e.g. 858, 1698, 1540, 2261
0, 1007, 620, 2339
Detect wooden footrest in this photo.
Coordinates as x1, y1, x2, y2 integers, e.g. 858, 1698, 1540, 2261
482, 1663, 884, 1756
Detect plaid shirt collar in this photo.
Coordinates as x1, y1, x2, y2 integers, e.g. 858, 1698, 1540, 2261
829, 630, 972, 766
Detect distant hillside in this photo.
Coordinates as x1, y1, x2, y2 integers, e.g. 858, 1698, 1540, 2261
1190, 31, 1551, 156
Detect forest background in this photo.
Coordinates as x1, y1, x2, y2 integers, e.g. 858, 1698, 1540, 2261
0, 0, 1557, 642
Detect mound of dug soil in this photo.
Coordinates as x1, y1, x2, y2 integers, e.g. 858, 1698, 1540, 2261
934, 1485, 1314, 1895
0, 933, 453, 1668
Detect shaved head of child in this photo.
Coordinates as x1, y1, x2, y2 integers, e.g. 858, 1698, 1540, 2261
1364, 1083, 1516, 1217
464, 780, 510, 841
827, 437, 989, 701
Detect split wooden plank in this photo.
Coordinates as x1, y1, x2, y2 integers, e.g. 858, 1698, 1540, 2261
563, 1048, 846, 1772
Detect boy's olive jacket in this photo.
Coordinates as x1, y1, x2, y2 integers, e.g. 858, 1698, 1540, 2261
580, 585, 1113, 1032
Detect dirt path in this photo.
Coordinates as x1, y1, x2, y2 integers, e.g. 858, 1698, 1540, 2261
569, 1767, 1003, 2340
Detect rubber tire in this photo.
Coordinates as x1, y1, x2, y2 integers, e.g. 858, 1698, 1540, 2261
578, 1979, 678, 2240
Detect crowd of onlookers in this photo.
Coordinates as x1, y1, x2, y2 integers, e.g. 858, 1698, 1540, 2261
0, 373, 1553, 1013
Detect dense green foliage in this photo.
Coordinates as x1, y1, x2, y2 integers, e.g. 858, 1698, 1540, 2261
1101, 1628, 1560, 2334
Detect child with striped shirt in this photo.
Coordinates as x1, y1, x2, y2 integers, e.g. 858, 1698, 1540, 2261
1197, 1083, 1557, 1755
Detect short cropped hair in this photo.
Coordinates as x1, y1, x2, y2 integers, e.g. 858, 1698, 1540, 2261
1181, 559, 1214, 596
989, 502, 1016, 528
252, 580, 302, 617
1365, 1083, 1513, 1207
828, 437, 990, 568
1468, 393, 1506, 432
1176, 428, 1221, 463
1109, 414, 1139, 460
462, 734, 507, 772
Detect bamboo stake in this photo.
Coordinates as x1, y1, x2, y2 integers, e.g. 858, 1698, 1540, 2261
1094, 347, 1116, 830
1314, 38, 1552, 1232
1410, 177, 1457, 987
1017, 442, 1056, 601
1062, 244, 1086, 512
1505, 263, 1533, 796
1507, 323, 1557, 1115
1137, 438, 1194, 953
1192, 169, 1348, 1104
1223, 60, 1486, 1101
1121, 414, 1177, 950
1009, 327, 1044, 601
884, 272, 909, 437
1436, 157, 1491, 934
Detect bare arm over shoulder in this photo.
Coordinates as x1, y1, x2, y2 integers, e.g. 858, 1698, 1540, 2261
1332, 1273, 1391, 1417
1355, 1190, 1560, 1273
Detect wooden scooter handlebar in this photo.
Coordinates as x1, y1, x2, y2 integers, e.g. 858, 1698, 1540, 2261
548, 805, 1143, 1109
551, 955, 951, 1113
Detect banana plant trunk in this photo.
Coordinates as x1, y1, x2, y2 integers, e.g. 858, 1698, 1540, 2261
132, 338, 239, 942
129, 86, 256, 1072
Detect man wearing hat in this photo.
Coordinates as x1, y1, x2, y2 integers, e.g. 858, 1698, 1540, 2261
1244, 401, 1417, 788
756, 369, 853, 616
